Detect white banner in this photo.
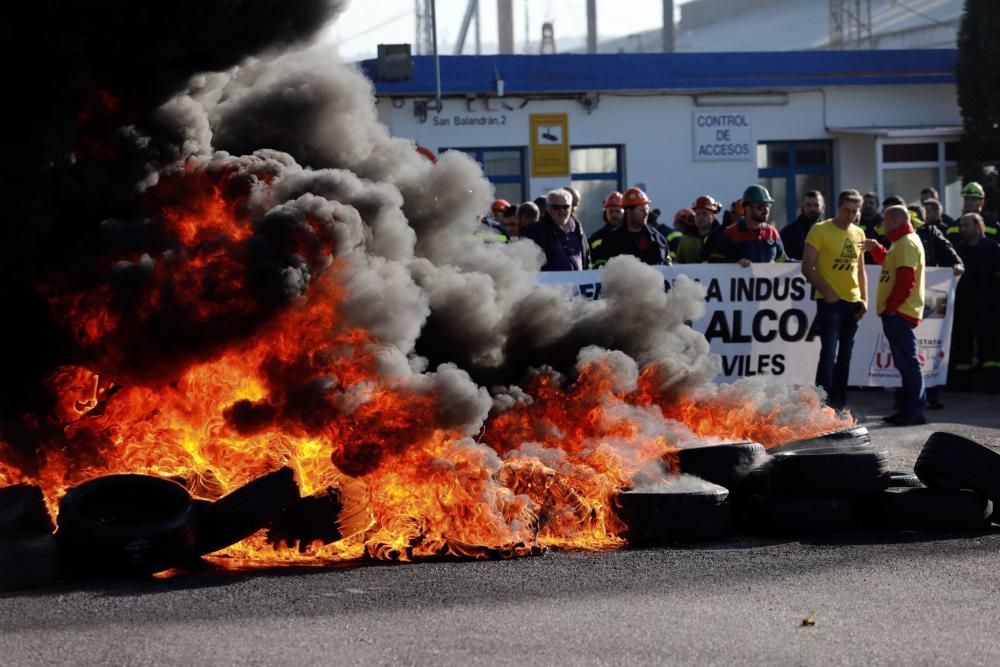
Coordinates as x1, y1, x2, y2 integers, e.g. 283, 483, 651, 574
535, 263, 957, 387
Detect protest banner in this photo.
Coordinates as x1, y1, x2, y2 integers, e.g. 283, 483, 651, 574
535, 263, 957, 386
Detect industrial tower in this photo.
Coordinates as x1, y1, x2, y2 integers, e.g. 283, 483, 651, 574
829, 0, 873, 49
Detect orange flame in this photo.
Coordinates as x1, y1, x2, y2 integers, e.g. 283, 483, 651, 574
3, 155, 856, 566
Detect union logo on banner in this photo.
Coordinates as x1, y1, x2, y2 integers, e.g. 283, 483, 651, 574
867, 334, 946, 380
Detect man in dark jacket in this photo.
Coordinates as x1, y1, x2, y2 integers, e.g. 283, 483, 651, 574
859, 191, 885, 264
951, 213, 1000, 391
599, 187, 671, 265
589, 191, 625, 268
521, 188, 591, 271
780, 190, 825, 261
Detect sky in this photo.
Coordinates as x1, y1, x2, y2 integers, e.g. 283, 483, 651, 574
322, 0, 692, 60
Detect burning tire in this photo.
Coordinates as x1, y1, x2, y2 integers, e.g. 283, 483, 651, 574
195, 466, 298, 555
744, 495, 857, 535
770, 426, 871, 454
877, 487, 991, 532
0, 484, 55, 536
677, 442, 766, 495
57, 474, 197, 575
0, 533, 60, 591
766, 446, 888, 497
616, 482, 731, 545
914, 432, 1000, 502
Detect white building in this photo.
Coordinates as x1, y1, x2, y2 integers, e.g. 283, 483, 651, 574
362, 49, 963, 234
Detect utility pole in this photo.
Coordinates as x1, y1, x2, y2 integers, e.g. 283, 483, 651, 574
662, 0, 675, 52
829, 0, 873, 49
497, 0, 514, 54
586, 0, 597, 53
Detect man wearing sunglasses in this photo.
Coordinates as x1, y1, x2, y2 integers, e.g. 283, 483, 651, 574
520, 188, 591, 271
714, 185, 787, 266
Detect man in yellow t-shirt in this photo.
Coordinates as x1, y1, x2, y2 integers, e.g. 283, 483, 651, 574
864, 205, 926, 426
802, 189, 868, 412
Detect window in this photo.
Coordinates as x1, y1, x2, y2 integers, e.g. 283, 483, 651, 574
445, 146, 526, 204
570, 145, 624, 236
757, 141, 833, 229
877, 140, 961, 220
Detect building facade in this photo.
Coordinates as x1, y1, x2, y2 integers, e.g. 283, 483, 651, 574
361, 50, 962, 235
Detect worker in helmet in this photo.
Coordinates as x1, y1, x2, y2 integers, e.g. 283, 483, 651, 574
666, 208, 694, 261
944, 182, 999, 243
590, 191, 625, 268
676, 196, 724, 263
712, 185, 787, 265
599, 187, 671, 266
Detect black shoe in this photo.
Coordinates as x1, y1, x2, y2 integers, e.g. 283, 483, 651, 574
926, 399, 944, 410
882, 412, 903, 423
885, 414, 927, 427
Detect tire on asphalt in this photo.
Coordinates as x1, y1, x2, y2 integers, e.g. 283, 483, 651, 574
769, 426, 871, 455
616, 482, 731, 545
0, 484, 54, 536
766, 446, 889, 497
57, 474, 197, 575
744, 495, 857, 535
195, 466, 298, 555
0, 533, 60, 591
677, 442, 766, 495
914, 432, 1000, 502
886, 470, 924, 489
877, 487, 991, 532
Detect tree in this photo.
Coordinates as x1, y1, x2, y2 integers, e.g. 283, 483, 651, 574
956, 0, 1000, 207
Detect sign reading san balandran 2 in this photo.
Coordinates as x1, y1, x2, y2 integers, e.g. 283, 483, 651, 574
536, 263, 957, 387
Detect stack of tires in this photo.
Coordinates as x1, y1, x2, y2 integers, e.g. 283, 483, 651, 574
743, 426, 887, 535
877, 432, 997, 532
616, 441, 766, 544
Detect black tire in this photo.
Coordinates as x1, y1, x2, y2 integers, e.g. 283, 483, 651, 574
769, 426, 871, 454
266, 487, 343, 552
886, 470, 924, 489
57, 474, 196, 575
0, 533, 60, 591
195, 467, 298, 555
677, 442, 766, 494
914, 432, 1000, 502
616, 482, 731, 544
0, 484, 54, 536
877, 487, 991, 532
766, 447, 888, 497
744, 495, 857, 534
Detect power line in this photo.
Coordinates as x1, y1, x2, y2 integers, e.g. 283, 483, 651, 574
337, 8, 416, 46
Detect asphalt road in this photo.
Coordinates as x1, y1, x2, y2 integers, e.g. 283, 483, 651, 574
3, 388, 1000, 666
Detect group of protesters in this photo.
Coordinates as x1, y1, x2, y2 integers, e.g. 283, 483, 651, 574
483, 180, 1000, 423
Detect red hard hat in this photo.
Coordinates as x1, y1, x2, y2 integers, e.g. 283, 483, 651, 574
692, 195, 722, 213
491, 198, 511, 212
622, 187, 651, 207
674, 208, 695, 225
603, 191, 624, 208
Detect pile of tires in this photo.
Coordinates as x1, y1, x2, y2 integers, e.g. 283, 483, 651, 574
0, 484, 60, 591
744, 426, 888, 535
878, 431, 999, 532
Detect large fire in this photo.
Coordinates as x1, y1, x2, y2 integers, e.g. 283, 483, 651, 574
0, 156, 852, 566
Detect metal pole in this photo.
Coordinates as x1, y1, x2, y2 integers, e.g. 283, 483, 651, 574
587, 0, 597, 54
662, 0, 675, 52
431, 0, 442, 111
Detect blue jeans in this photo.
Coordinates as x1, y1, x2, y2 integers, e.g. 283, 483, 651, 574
882, 313, 925, 419
815, 300, 861, 410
